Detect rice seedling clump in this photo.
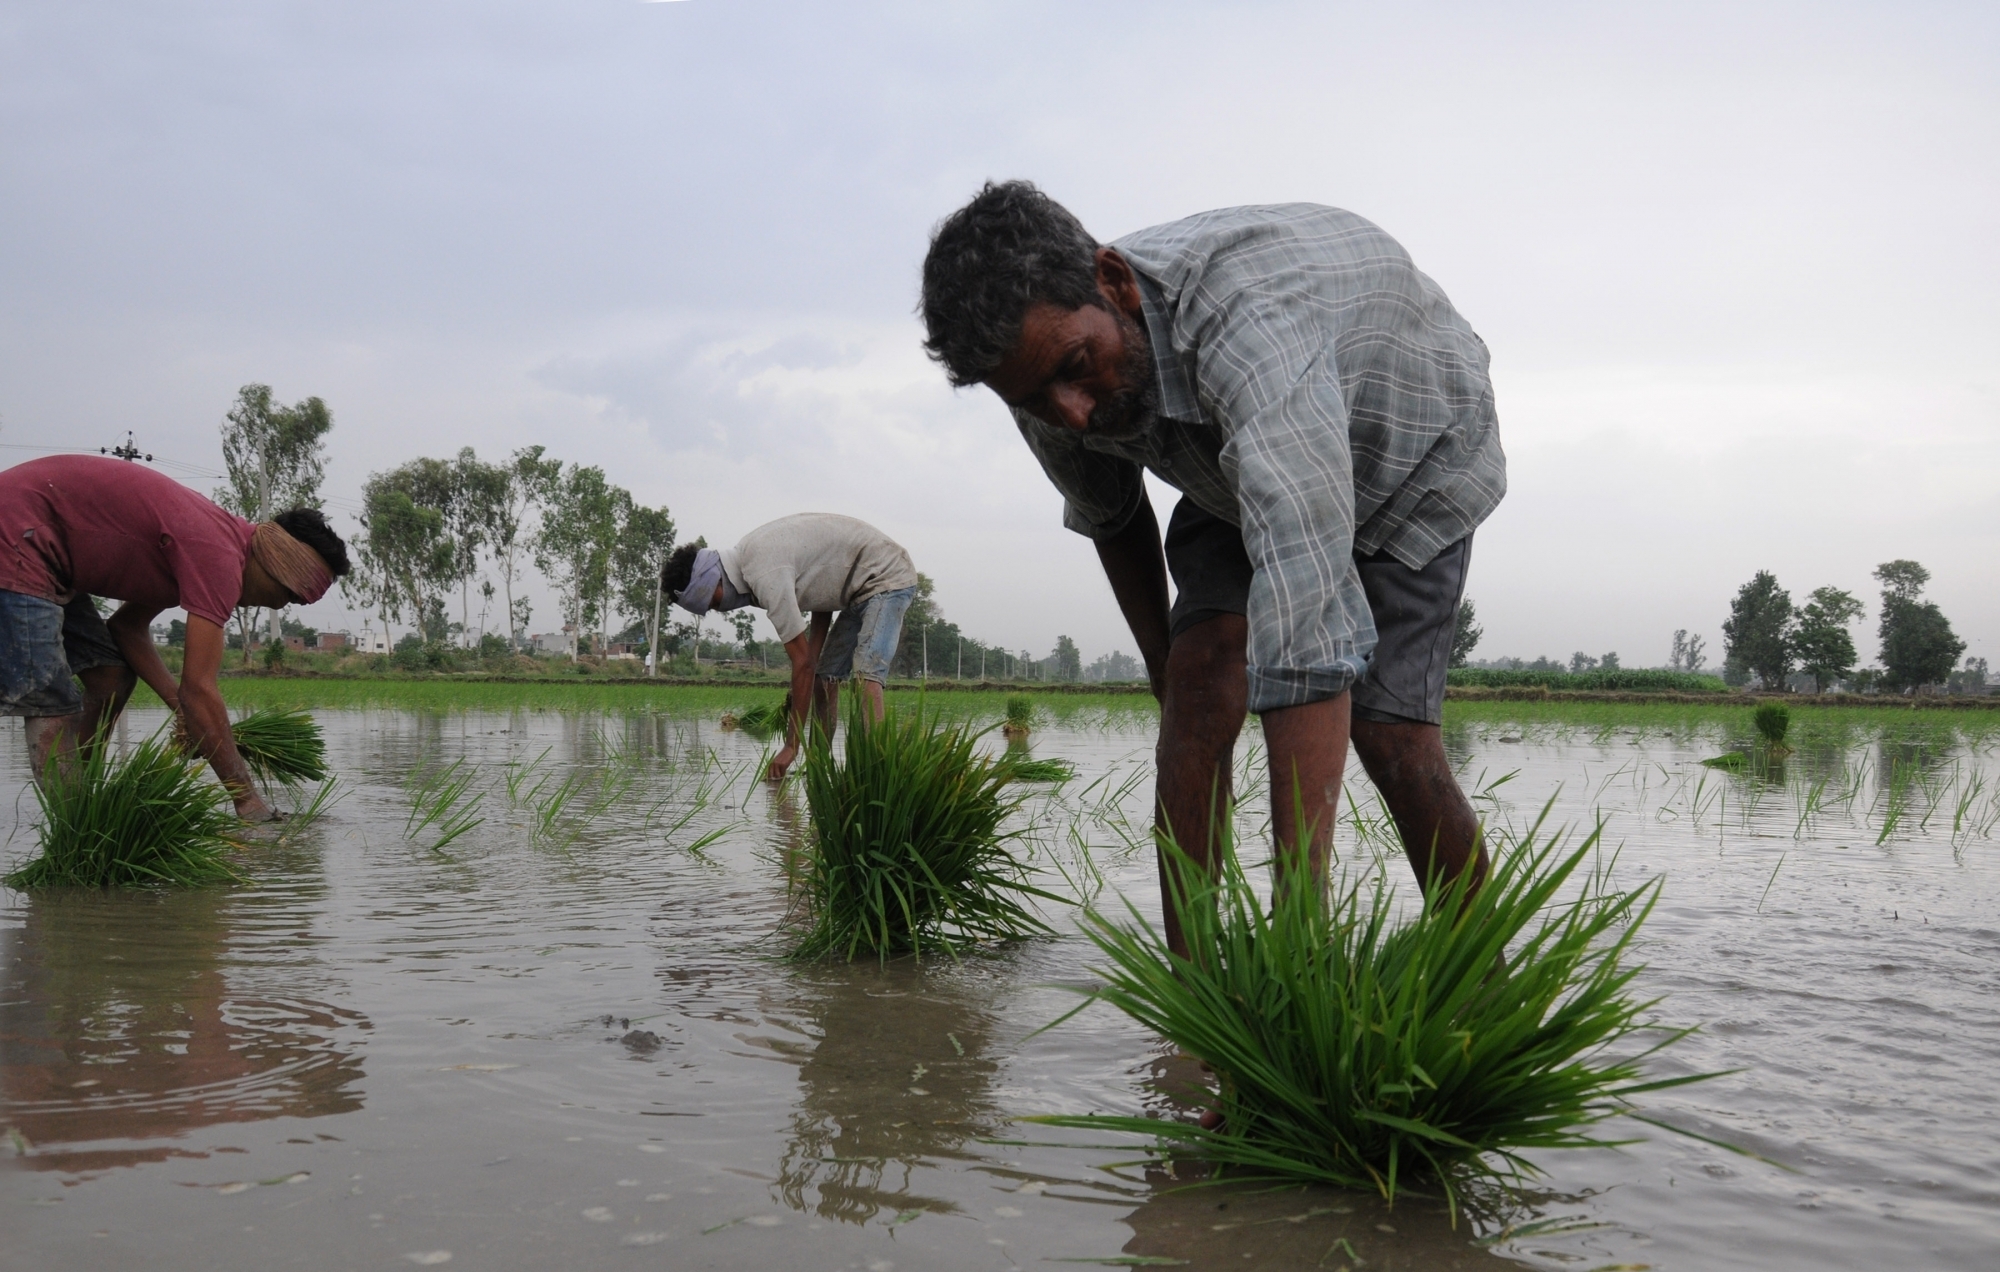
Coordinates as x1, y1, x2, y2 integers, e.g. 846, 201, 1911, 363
229, 707, 329, 783
1001, 695, 1034, 738
1033, 817, 1707, 1206
791, 694, 1063, 960
5, 735, 243, 889
1754, 702, 1792, 750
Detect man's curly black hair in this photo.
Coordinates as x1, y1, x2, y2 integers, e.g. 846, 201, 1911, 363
273, 507, 351, 578
919, 180, 1103, 387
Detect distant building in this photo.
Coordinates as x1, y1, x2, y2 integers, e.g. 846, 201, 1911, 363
532, 632, 570, 654
355, 625, 390, 654
283, 636, 307, 652
316, 632, 350, 652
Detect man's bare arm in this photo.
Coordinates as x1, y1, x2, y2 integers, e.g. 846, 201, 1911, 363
767, 613, 831, 780
105, 602, 179, 710
180, 616, 276, 821
1093, 494, 1172, 698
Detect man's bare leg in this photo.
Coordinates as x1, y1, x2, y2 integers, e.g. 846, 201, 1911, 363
813, 675, 841, 734
24, 664, 136, 780
1154, 614, 1248, 960
1350, 718, 1487, 894
1260, 691, 1352, 886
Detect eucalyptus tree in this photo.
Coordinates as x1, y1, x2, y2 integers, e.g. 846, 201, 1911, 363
351, 460, 459, 643
352, 479, 453, 641
611, 499, 676, 675
489, 446, 559, 650
532, 462, 618, 658
445, 448, 511, 644
215, 384, 334, 655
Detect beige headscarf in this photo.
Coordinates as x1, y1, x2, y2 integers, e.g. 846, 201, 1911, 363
250, 522, 335, 604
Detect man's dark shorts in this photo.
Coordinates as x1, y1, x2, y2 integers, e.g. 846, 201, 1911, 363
0, 592, 127, 718
1163, 498, 1470, 726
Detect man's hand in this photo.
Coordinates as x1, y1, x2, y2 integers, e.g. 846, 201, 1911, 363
180, 616, 276, 822
768, 616, 831, 782
766, 743, 799, 782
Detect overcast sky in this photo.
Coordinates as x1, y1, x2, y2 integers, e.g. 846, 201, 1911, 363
2, 1, 1994, 669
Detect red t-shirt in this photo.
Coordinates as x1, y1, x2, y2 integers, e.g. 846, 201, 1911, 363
0, 455, 257, 627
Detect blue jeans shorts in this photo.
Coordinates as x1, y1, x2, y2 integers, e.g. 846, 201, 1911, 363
0, 591, 128, 718
816, 586, 916, 684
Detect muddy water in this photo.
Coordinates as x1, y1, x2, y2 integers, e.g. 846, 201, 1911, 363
3, 703, 1998, 1271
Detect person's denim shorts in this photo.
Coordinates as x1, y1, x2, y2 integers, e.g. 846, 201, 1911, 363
817, 585, 917, 684
0, 591, 128, 718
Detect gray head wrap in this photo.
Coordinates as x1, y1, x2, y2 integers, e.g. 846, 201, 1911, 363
675, 548, 725, 616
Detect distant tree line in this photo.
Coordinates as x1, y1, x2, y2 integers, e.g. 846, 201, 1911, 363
1722, 560, 1972, 693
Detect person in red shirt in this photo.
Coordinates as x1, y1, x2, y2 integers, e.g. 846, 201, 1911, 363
0, 455, 351, 822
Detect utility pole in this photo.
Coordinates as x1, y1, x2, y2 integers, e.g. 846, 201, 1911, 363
260, 460, 282, 650
648, 555, 663, 678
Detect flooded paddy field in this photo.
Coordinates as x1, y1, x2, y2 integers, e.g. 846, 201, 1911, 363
4, 693, 1998, 1271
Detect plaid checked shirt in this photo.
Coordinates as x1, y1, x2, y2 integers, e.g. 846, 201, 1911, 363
1011, 204, 1507, 712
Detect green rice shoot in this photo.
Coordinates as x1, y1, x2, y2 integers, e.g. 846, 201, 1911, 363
5, 733, 243, 889
230, 706, 329, 784
791, 691, 1066, 960
1004, 695, 1034, 731
1029, 807, 1712, 1210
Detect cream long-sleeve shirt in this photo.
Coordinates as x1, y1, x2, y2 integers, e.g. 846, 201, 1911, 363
717, 513, 918, 644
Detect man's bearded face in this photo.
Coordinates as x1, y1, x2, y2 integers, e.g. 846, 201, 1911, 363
1084, 305, 1160, 440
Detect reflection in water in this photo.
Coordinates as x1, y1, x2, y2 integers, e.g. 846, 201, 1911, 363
0, 888, 367, 1175
771, 961, 1006, 1225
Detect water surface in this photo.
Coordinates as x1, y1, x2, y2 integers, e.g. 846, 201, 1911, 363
3, 701, 1997, 1270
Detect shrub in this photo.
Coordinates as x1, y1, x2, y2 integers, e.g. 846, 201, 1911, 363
5, 735, 243, 889
791, 693, 1064, 960
1030, 814, 1708, 1209
1447, 668, 1729, 694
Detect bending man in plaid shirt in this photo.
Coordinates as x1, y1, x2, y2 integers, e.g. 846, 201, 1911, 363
920, 182, 1507, 955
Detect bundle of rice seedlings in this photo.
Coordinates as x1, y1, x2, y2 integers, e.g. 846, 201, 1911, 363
1003, 756, 1076, 783
1001, 694, 1033, 740
229, 707, 328, 783
724, 697, 791, 741
1029, 811, 1709, 1209
5, 735, 243, 889
1753, 703, 1792, 754
791, 693, 1066, 960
